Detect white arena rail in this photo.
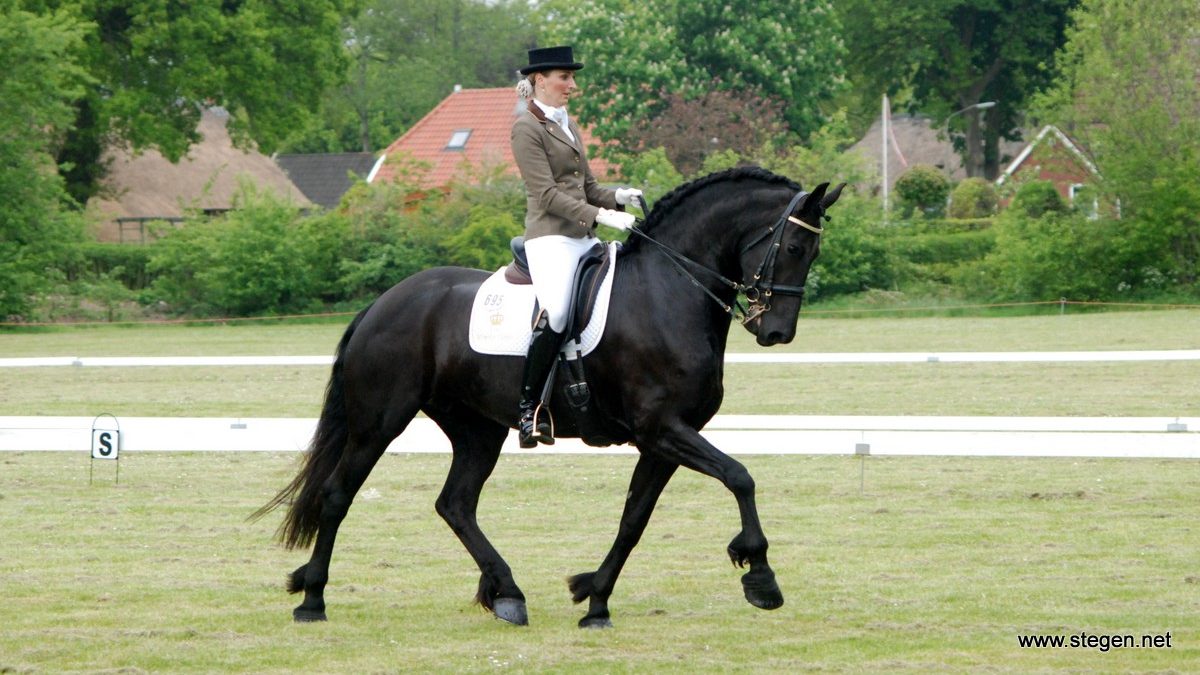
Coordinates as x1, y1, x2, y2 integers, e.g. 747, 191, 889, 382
2, 415, 1195, 458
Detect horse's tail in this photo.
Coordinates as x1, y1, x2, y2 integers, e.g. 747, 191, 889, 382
250, 303, 373, 549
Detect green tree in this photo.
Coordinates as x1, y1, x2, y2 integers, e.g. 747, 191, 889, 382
0, 3, 90, 318
21, 0, 358, 203
837, 0, 1077, 178
1035, 0, 1200, 289
284, 0, 537, 153
539, 0, 845, 152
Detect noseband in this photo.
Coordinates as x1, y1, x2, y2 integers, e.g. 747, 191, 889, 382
629, 191, 823, 325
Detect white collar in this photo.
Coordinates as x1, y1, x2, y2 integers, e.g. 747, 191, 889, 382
533, 98, 567, 122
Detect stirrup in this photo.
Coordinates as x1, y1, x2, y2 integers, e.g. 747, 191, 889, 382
518, 404, 555, 448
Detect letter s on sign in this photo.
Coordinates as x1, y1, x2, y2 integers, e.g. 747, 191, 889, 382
92, 428, 120, 460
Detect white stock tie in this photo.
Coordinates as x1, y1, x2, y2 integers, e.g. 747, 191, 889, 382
552, 108, 575, 142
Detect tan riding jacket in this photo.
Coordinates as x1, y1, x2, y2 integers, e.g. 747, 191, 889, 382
511, 101, 620, 240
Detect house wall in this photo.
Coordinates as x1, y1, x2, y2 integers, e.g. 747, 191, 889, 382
1006, 139, 1093, 201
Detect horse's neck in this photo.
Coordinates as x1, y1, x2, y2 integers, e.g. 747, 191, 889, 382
620, 194, 752, 329
643, 198, 750, 274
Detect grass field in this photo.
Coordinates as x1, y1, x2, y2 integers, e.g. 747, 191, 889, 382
3, 309, 1199, 417
2, 309, 1198, 671
1, 452, 1196, 672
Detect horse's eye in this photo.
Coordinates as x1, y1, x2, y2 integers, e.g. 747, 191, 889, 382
787, 244, 803, 256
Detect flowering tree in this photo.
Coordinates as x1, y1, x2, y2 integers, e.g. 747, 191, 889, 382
538, 0, 845, 153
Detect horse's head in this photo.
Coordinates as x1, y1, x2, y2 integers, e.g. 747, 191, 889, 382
740, 181, 845, 346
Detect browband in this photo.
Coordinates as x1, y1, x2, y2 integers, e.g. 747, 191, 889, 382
787, 215, 823, 234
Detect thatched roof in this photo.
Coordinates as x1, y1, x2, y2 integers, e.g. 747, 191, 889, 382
88, 107, 311, 242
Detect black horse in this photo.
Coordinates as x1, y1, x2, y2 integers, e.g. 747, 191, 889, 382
255, 166, 844, 628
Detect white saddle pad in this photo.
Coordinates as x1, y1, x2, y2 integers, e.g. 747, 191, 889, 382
469, 241, 619, 357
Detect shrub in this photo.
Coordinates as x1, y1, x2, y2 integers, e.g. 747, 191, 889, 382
334, 180, 444, 301
146, 183, 321, 316
961, 208, 1133, 301
894, 165, 951, 217
611, 147, 684, 204
807, 193, 898, 298
72, 242, 154, 289
1009, 179, 1068, 218
443, 205, 523, 271
948, 177, 999, 218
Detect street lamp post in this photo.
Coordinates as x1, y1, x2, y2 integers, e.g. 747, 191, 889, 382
942, 101, 996, 178
945, 100, 996, 126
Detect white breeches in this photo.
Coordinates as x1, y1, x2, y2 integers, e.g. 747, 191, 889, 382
523, 234, 599, 333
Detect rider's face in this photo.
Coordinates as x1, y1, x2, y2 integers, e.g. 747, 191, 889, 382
536, 69, 577, 108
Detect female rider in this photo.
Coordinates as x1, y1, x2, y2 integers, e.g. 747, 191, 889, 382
510, 45, 642, 447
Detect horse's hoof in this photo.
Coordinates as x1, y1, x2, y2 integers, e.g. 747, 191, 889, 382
741, 570, 784, 610
493, 597, 528, 626
578, 615, 613, 629
293, 607, 327, 622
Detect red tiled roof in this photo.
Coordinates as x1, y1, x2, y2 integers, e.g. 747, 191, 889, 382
371, 87, 614, 189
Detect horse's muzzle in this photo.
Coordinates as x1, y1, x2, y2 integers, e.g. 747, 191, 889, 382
745, 316, 794, 346
756, 329, 794, 346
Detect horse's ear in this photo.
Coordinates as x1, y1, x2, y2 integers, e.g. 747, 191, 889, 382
821, 183, 846, 210
798, 182, 829, 218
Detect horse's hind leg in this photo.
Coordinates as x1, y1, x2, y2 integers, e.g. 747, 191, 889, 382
428, 409, 527, 625
291, 420, 409, 622
568, 453, 677, 628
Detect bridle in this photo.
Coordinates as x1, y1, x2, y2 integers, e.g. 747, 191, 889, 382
627, 191, 824, 325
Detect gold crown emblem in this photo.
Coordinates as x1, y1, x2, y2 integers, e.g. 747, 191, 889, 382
490, 311, 504, 326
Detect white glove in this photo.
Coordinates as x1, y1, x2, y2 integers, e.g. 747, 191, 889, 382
595, 208, 635, 231
615, 187, 644, 207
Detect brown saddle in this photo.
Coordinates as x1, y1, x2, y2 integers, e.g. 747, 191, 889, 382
504, 236, 612, 343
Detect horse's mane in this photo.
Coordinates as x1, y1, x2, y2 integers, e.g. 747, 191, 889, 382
624, 166, 802, 253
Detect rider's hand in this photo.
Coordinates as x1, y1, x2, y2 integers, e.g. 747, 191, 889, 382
595, 208, 635, 231
615, 187, 644, 208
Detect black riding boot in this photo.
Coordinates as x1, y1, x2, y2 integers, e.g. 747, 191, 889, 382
518, 319, 564, 448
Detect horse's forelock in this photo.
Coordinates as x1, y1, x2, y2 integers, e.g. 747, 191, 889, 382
630, 167, 802, 250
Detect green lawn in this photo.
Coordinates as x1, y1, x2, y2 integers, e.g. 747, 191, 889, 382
3, 307, 1198, 355
2, 310, 1197, 672
1, 452, 1195, 672
3, 309, 1198, 417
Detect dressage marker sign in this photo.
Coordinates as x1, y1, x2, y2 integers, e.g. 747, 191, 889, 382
90, 413, 121, 484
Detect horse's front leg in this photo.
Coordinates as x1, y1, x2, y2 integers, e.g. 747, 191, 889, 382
650, 421, 784, 611
568, 453, 677, 628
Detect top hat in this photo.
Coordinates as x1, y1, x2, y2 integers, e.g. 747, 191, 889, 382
520, 46, 584, 75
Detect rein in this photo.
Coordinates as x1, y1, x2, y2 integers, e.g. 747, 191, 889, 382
627, 192, 822, 324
